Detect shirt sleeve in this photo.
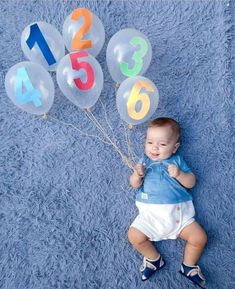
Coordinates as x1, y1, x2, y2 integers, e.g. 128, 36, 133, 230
177, 155, 192, 173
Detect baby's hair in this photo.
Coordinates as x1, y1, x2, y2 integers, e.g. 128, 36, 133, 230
148, 117, 180, 142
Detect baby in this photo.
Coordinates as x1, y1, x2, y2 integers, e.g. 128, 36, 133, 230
128, 117, 207, 288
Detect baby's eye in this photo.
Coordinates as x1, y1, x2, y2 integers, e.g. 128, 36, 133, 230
160, 143, 167, 146
147, 141, 152, 144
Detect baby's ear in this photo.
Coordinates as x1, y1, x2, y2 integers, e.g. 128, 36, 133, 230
173, 142, 180, 153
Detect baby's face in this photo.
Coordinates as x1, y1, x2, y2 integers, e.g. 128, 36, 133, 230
145, 125, 179, 161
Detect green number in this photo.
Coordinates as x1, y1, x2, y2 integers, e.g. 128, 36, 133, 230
120, 36, 148, 77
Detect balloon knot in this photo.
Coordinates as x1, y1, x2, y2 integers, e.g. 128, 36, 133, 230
115, 82, 120, 89
42, 113, 48, 120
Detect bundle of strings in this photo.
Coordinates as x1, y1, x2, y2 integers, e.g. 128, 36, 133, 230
42, 99, 137, 172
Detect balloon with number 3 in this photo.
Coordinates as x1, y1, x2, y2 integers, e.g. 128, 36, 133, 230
116, 76, 159, 125
63, 8, 105, 57
5, 61, 54, 115
106, 28, 152, 83
56, 51, 103, 109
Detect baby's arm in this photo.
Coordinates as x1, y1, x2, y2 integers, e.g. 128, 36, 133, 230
168, 164, 196, 189
129, 164, 145, 189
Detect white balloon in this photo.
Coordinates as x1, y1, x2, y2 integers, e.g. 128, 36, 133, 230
63, 8, 105, 57
56, 51, 103, 109
21, 21, 65, 71
106, 28, 152, 83
116, 76, 159, 125
5, 61, 54, 115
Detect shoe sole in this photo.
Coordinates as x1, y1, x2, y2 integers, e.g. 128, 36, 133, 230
179, 270, 206, 289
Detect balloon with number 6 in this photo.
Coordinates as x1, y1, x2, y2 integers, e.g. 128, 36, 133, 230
5, 61, 54, 115
63, 8, 105, 57
56, 51, 103, 109
21, 21, 65, 71
116, 76, 159, 125
106, 28, 152, 83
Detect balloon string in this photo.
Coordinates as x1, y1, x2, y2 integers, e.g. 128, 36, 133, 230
98, 98, 118, 144
84, 109, 112, 144
84, 109, 134, 170
45, 115, 112, 146
98, 98, 137, 169
121, 119, 138, 164
40, 112, 135, 171
84, 109, 125, 160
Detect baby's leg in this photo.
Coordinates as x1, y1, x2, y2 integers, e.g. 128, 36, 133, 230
179, 221, 207, 265
128, 227, 160, 260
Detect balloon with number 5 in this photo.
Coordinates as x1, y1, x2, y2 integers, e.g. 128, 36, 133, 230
106, 28, 152, 83
56, 51, 103, 109
5, 61, 54, 115
63, 8, 105, 57
116, 76, 159, 125
21, 21, 65, 71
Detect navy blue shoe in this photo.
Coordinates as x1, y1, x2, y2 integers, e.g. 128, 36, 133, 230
140, 256, 165, 281
179, 263, 206, 289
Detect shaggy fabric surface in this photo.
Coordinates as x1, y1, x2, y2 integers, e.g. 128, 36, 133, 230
0, 0, 234, 288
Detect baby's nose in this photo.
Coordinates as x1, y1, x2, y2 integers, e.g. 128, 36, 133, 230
152, 145, 159, 150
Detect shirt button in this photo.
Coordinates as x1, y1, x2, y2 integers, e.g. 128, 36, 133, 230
177, 206, 180, 211
176, 220, 180, 224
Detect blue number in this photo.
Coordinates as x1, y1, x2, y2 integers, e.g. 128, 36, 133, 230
15, 67, 42, 107
26, 23, 56, 66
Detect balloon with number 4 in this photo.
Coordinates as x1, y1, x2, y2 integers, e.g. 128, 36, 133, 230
21, 21, 65, 71
5, 61, 54, 115
63, 8, 105, 57
56, 51, 103, 109
106, 28, 152, 83
116, 76, 159, 125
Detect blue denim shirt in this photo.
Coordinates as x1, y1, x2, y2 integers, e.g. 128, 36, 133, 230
136, 154, 193, 204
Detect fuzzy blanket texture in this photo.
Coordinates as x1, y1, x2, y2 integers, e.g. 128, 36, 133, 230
0, 0, 234, 289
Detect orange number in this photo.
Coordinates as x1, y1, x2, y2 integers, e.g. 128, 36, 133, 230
71, 8, 93, 50
127, 80, 153, 120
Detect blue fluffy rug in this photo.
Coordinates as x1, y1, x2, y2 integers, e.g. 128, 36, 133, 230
0, 0, 234, 288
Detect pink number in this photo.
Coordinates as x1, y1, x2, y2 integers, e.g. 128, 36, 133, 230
69, 51, 94, 90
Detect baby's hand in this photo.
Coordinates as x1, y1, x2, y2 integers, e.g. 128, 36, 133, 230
134, 164, 145, 178
168, 164, 180, 178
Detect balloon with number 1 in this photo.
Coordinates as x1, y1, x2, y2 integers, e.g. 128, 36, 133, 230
21, 22, 65, 71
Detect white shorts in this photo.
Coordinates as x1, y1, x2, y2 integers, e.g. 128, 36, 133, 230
130, 201, 195, 241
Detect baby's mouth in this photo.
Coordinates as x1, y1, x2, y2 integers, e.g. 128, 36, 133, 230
150, 153, 160, 158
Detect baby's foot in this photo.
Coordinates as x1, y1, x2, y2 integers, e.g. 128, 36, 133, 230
179, 263, 206, 288
140, 255, 165, 281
